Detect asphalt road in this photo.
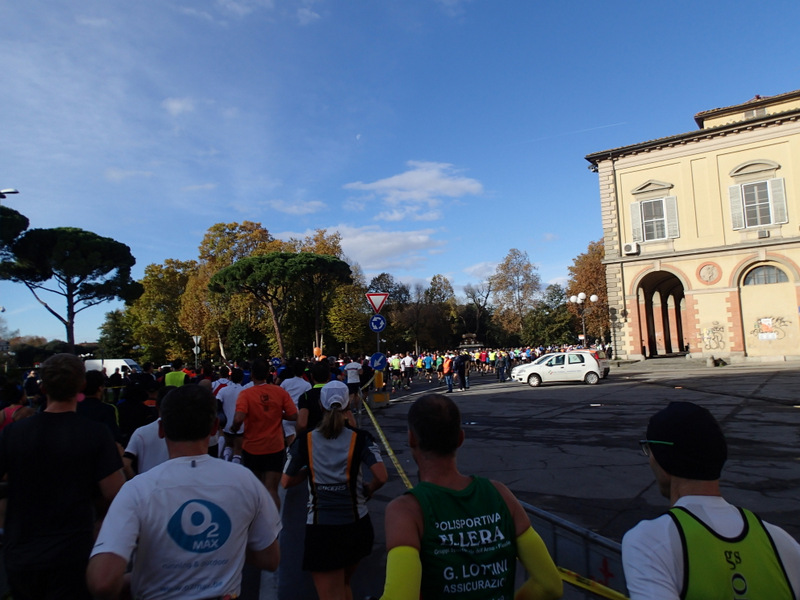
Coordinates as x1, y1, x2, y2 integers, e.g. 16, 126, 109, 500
266, 359, 800, 599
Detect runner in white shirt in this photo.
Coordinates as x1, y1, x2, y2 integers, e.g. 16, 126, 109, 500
623, 402, 800, 600
279, 359, 312, 447
88, 385, 281, 600
122, 387, 171, 478
123, 420, 170, 478
400, 353, 414, 390
343, 356, 363, 408
216, 368, 245, 462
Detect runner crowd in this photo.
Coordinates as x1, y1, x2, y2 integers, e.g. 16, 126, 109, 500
0, 341, 626, 600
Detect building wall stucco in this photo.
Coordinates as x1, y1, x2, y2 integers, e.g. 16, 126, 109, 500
592, 91, 800, 362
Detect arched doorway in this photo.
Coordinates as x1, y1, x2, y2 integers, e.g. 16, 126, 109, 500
738, 263, 798, 357
636, 271, 686, 357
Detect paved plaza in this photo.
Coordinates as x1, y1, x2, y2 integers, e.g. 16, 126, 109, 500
266, 357, 800, 599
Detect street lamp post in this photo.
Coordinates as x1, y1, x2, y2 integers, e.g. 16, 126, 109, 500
569, 292, 598, 347
0, 190, 19, 315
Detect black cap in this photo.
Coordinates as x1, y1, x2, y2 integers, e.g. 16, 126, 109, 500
646, 401, 727, 480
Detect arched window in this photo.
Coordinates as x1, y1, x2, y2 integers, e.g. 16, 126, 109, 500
743, 265, 788, 286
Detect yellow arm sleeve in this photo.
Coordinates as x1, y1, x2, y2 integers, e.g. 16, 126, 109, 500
380, 546, 422, 600
515, 527, 564, 600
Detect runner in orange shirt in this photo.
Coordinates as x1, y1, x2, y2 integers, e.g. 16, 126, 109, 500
232, 358, 297, 510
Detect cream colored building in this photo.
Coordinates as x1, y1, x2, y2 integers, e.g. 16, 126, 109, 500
586, 90, 800, 362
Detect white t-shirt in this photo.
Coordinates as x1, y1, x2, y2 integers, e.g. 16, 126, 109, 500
400, 355, 414, 371
125, 420, 170, 474
92, 454, 281, 600
344, 361, 362, 384
215, 382, 243, 435
212, 377, 231, 396
622, 495, 800, 599
280, 377, 311, 438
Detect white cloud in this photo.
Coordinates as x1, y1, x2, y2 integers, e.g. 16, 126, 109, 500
76, 17, 111, 28
105, 168, 154, 182
275, 224, 446, 273
215, 0, 276, 17
162, 97, 195, 117
543, 232, 559, 242
178, 7, 217, 22
463, 261, 497, 280
547, 276, 569, 287
435, 0, 473, 17
268, 199, 326, 215
297, 8, 321, 25
344, 161, 483, 222
183, 183, 218, 192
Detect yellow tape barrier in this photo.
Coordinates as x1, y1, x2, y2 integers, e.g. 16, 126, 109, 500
358, 375, 629, 600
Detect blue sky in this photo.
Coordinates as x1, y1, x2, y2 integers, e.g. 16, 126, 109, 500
2, 0, 800, 343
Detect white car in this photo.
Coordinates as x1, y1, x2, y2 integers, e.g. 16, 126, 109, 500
510, 350, 609, 387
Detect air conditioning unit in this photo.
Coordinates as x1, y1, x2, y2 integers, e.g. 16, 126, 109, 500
623, 242, 640, 256
757, 229, 770, 239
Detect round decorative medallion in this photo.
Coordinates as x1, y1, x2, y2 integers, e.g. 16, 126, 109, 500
697, 262, 722, 285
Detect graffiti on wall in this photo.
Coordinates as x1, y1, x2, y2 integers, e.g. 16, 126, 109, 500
749, 316, 790, 341
702, 322, 726, 350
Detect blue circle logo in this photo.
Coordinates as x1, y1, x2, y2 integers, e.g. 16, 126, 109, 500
167, 499, 232, 553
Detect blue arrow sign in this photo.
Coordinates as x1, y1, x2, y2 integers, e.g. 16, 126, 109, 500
369, 352, 387, 371
271, 357, 282, 367
369, 313, 387, 333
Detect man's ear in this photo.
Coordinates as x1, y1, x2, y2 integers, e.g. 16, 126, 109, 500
210, 417, 219, 437
408, 428, 418, 449
158, 419, 165, 439
456, 429, 465, 449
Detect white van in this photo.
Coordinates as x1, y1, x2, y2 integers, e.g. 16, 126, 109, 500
84, 358, 142, 376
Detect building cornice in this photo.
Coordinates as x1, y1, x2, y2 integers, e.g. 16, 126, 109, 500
585, 110, 800, 168
602, 236, 800, 266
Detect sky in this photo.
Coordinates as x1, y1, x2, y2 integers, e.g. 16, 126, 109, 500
2, 0, 800, 344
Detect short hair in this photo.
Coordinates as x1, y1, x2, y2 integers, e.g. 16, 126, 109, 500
219, 365, 230, 377
171, 359, 184, 370
285, 358, 306, 378
310, 361, 331, 384
157, 386, 176, 411
40, 354, 86, 401
251, 358, 270, 381
408, 394, 462, 456
160, 384, 216, 442
84, 370, 106, 395
230, 368, 244, 384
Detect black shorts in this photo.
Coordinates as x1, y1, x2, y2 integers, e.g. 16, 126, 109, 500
223, 431, 244, 442
347, 382, 360, 394
303, 514, 374, 572
242, 448, 286, 473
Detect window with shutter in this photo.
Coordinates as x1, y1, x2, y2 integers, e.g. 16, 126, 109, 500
630, 203, 643, 242
664, 196, 679, 238
631, 197, 679, 242
729, 178, 787, 229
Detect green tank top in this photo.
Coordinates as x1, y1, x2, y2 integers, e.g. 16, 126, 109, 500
669, 506, 794, 600
409, 476, 517, 600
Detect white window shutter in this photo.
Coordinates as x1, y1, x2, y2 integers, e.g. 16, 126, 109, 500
664, 196, 679, 238
630, 202, 643, 242
729, 185, 745, 230
769, 178, 788, 224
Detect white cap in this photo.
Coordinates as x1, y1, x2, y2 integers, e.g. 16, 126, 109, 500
320, 380, 350, 411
